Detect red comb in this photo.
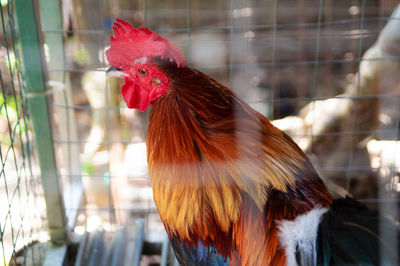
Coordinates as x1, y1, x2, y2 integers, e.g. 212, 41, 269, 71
106, 19, 185, 68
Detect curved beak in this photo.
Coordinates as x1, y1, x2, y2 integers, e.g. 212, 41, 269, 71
106, 66, 121, 73
106, 66, 128, 79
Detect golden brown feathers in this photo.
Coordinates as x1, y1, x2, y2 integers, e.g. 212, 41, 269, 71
146, 59, 332, 264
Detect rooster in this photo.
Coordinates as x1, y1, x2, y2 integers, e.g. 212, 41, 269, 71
106, 19, 399, 265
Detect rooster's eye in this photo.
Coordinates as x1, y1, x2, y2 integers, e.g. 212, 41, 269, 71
138, 69, 148, 75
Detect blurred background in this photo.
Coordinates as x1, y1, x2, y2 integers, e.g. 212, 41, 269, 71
1, 0, 399, 265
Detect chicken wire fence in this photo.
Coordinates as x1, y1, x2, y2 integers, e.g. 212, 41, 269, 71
1, 0, 400, 264
51, 0, 400, 229
0, 1, 49, 265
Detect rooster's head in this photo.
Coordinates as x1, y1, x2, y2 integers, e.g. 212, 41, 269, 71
106, 19, 185, 111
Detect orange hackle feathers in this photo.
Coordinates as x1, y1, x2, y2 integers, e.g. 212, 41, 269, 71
104, 21, 391, 265
146, 59, 333, 264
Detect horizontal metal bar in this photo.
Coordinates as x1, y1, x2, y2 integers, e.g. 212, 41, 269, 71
359, 198, 400, 203
65, 207, 158, 214
41, 28, 381, 39
251, 92, 400, 104
50, 92, 400, 111
47, 68, 106, 73
52, 103, 124, 110
43, 29, 107, 34
317, 165, 399, 172
195, 56, 400, 70
66, 200, 400, 208
52, 128, 399, 145
46, 55, 400, 73
289, 129, 399, 138
41, 16, 399, 35
59, 165, 399, 179
60, 174, 148, 179
54, 139, 143, 145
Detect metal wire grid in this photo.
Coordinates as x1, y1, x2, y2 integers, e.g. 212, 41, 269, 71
42, 0, 399, 239
0, 1, 47, 265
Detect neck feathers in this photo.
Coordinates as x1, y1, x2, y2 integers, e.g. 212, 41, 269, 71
147, 62, 332, 264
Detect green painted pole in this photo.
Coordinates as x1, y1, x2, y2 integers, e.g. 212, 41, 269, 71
14, 0, 67, 244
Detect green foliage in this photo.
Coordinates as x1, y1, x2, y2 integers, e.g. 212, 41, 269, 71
1, 0, 9, 8
73, 47, 91, 66
0, 93, 24, 146
82, 161, 94, 175
0, 94, 19, 121
5, 51, 19, 72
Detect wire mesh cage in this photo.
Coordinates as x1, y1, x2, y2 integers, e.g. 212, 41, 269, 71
0, 1, 48, 265
54, 0, 400, 221
57, 0, 400, 263
1, 0, 400, 265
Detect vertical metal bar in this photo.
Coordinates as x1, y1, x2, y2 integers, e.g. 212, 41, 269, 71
14, 0, 67, 244
144, 0, 148, 25
143, 0, 150, 230
131, 219, 145, 266
309, 0, 324, 153
160, 233, 170, 266
376, 4, 400, 264
228, 0, 234, 84
98, 0, 115, 225
347, 0, 366, 185
270, 0, 278, 118
186, 0, 192, 63
296, 0, 305, 104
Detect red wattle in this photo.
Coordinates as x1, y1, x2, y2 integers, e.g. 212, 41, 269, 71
121, 80, 151, 111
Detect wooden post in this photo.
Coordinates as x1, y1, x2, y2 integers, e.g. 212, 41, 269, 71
14, 0, 67, 244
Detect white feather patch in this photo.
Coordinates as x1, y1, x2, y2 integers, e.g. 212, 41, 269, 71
134, 57, 147, 64
278, 207, 328, 266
